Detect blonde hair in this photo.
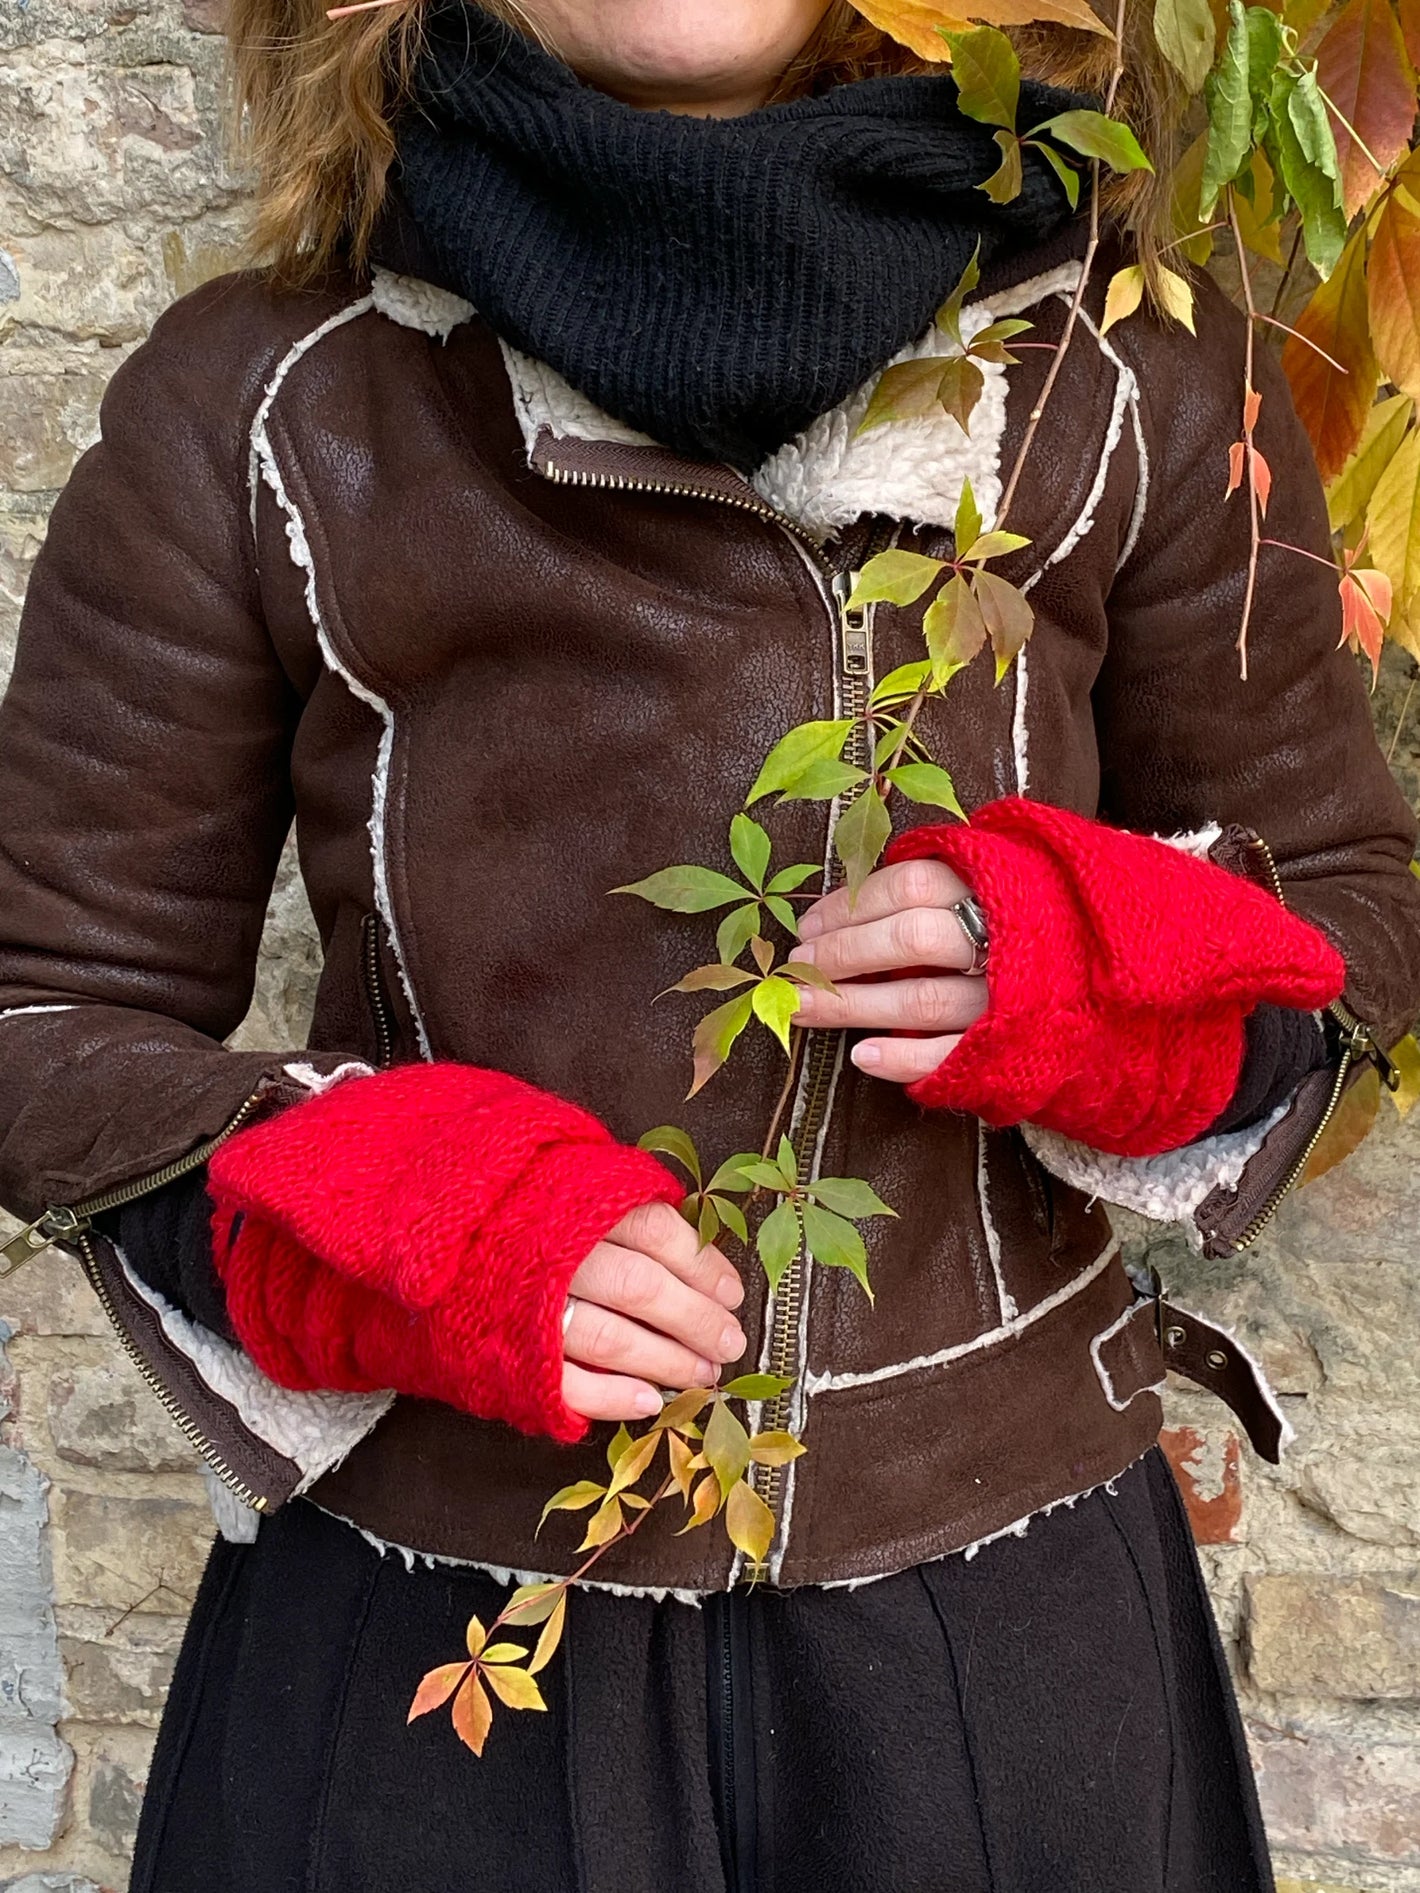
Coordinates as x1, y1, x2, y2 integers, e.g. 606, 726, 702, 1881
230, 0, 1181, 282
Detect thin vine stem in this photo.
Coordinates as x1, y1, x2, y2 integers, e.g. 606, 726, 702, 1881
760, 1026, 807, 1162
1228, 187, 1264, 682
491, 1469, 679, 1636
1387, 673, 1417, 764
1269, 221, 1304, 321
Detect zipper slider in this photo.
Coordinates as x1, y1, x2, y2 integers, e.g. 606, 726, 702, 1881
1, 1205, 85, 1277
1328, 1000, 1401, 1091
832, 573, 872, 678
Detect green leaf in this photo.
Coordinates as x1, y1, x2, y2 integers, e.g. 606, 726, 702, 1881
703, 1395, 752, 1501
860, 357, 964, 433
1036, 109, 1153, 174
725, 1476, 777, 1566
934, 243, 982, 347
1200, 0, 1252, 217
537, 1480, 606, 1534
716, 901, 764, 967
924, 572, 988, 685
729, 813, 772, 891
637, 1125, 702, 1185
935, 355, 987, 434
664, 963, 757, 995
689, 991, 754, 1097
722, 1372, 794, 1401
765, 895, 801, 935
767, 862, 820, 894
737, 1159, 796, 1192
710, 1193, 750, 1243
1287, 65, 1342, 200
834, 783, 893, 903
746, 720, 853, 804
955, 479, 984, 557
846, 550, 945, 610
1154, 0, 1216, 93
776, 1135, 799, 1187
752, 975, 802, 1054
1245, 4, 1284, 117
974, 569, 1036, 681
774, 759, 870, 803
607, 1424, 634, 1469
1268, 68, 1346, 275
709, 1153, 762, 1193
982, 128, 1024, 204
807, 1175, 899, 1219
801, 1204, 874, 1301
960, 529, 1032, 562
756, 1199, 802, 1295
943, 24, 1020, 132
502, 1582, 566, 1626
612, 865, 750, 912
1033, 138, 1082, 209
883, 761, 966, 817
870, 659, 933, 707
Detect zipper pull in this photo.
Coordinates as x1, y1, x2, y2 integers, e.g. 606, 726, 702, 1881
0, 1204, 87, 1277
1328, 1000, 1401, 1092
832, 573, 872, 678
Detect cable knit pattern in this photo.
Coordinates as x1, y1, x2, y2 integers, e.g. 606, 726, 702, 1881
207, 1064, 681, 1443
887, 799, 1346, 1157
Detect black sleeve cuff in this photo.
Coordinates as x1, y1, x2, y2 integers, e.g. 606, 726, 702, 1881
1206, 1003, 1330, 1137
94, 1168, 235, 1344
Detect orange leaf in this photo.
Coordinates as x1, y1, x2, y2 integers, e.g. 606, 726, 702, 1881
1226, 439, 1247, 497
849, 0, 1107, 56
1244, 386, 1262, 432
407, 1661, 471, 1723
1315, 0, 1417, 217
450, 1671, 495, 1757
1400, 0, 1420, 73
1252, 448, 1273, 516
1368, 179, 1420, 400
1282, 228, 1379, 480
1340, 559, 1393, 679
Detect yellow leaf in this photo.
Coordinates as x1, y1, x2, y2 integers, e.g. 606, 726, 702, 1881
1170, 131, 1214, 267
849, 0, 1108, 56
1368, 182, 1420, 401
1100, 264, 1145, 334
607, 1427, 661, 1497
465, 1615, 488, 1659
577, 1495, 626, 1552
1300, 1066, 1381, 1185
655, 1387, 712, 1434
528, 1592, 568, 1675
1326, 392, 1414, 533
668, 1428, 698, 1500
1387, 1033, 1420, 1119
502, 1582, 565, 1627
677, 1471, 724, 1534
748, 1430, 809, 1467
1157, 266, 1196, 332
1365, 425, 1420, 616
479, 1643, 527, 1664
725, 1477, 777, 1566
481, 1663, 549, 1713
450, 1672, 494, 1757
1231, 150, 1286, 266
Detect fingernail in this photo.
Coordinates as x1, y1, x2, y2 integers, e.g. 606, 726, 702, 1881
715, 1274, 745, 1308
634, 1389, 664, 1416
720, 1323, 746, 1358
852, 1042, 882, 1070
788, 941, 815, 963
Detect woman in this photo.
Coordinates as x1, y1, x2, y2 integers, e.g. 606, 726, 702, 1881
1, 0, 1417, 1887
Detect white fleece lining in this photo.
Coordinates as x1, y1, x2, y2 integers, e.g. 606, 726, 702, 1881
1090, 1297, 1167, 1413
977, 1123, 1018, 1323
803, 1236, 1119, 1397
116, 1249, 393, 1494
1011, 642, 1032, 795
249, 307, 433, 1060
370, 267, 474, 341
282, 1059, 374, 1096
0, 1004, 79, 1020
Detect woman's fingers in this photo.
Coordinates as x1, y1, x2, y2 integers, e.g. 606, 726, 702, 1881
792, 973, 987, 1034
798, 858, 972, 942
563, 1300, 719, 1395
850, 1032, 965, 1083
790, 903, 978, 980
561, 1361, 666, 1423
608, 1199, 744, 1308
569, 1241, 747, 1368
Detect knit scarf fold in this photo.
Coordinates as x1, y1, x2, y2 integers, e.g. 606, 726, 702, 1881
385, 4, 1082, 469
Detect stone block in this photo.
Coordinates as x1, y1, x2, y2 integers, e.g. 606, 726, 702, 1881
0, 1250, 107, 1341
1294, 1437, 1420, 1546
0, 1437, 68, 1849
1253, 1723, 1420, 1863
58, 1611, 182, 1727
0, 1729, 71, 1855
0, 511, 45, 672
51, 1491, 212, 1612
0, 1876, 104, 1892
0, 373, 107, 493
1247, 1575, 1420, 1699
1161, 1424, 1243, 1545
47, 1358, 192, 1473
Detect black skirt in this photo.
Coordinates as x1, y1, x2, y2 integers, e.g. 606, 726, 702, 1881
131, 1447, 1273, 1893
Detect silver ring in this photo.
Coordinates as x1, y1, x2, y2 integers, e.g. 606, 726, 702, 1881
562, 1296, 579, 1338
950, 895, 991, 976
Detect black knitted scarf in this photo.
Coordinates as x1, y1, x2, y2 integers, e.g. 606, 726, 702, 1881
385, 5, 1082, 469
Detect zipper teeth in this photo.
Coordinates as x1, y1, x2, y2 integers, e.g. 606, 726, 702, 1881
541, 461, 820, 550
362, 912, 396, 1071
76, 1229, 269, 1511
1230, 1046, 1355, 1251
56, 1091, 267, 1227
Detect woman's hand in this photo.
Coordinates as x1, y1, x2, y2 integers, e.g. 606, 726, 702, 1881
787, 858, 989, 1083
562, 1200, 747, 1423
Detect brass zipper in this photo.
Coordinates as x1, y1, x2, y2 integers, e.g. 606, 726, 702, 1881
1222, 838, 1399, 1251
362, 911, 396, 1071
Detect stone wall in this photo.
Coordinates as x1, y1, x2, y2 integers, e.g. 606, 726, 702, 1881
1, 1, 1418, 1884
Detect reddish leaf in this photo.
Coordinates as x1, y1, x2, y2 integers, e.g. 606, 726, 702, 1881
450, 1671, 494, 1757
1244, 386, 1262, 432
1367, 178, 1420, 400
1339, 553, 1394, 680
1253, 448, 1273, 516
1227, 439, 1247, 497
1315, 0, 1417, 216
1282, 228, 1379, 480
407, 1661, 471, 1723
1400, 0, 1420, 73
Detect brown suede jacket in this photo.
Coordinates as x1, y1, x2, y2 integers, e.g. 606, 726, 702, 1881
1, 229, 1417, 1593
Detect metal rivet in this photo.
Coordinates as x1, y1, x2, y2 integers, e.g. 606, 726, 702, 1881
1164, 1325, 1187, 1349
1206, 1349, 1229, 1371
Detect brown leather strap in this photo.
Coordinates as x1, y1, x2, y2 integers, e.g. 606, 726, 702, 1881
1157, 1297, 1290, 1464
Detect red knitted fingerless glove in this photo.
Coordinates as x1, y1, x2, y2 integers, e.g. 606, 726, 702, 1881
886, 798, 1346, 1157
207, 1064, 680, 1443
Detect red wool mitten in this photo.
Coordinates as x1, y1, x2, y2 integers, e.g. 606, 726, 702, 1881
207, 1063, 680, 1443
885, 798, 1346, 1157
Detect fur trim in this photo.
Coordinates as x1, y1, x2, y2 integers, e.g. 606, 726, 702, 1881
282, 1059, 374, 1096
370, 266, 475, 341
0, 1004, 80, 1020
977, 1123, 1019, 1322
116, 1248, 393, 1493
1021, 1102, 1286, 1235
1089, 1296, 1167, 1413
499, 338, 658, 452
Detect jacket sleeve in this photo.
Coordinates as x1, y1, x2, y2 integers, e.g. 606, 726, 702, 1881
1024, 272, 1420, 1243
0, 285, 361, 1226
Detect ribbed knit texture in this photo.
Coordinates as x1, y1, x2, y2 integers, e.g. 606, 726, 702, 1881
390, 6, 1079, 468
207, 1063, 681, 1443
887, 800, 1347, 1157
